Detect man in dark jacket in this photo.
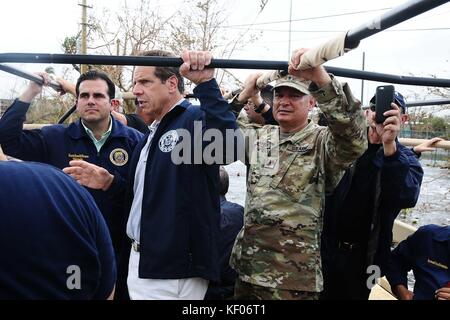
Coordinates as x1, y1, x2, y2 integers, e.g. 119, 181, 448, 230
0, 70, 143, 256
320, 91, 424, 300
386, 224, 449, 300
0, 157, 116, 300
64, 49, 237, 299
205, 166, 244, 300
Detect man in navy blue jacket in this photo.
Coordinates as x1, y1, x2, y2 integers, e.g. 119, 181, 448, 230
0, 70, 143, 257
386, 224, 449, 300
64, 50, 237, 299
205, 166, 244, 300
0, 157, 116, 299
320, 91, 424, 300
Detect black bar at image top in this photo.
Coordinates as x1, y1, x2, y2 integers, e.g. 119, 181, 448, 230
345, 0, 450, 48
1, 53, 450, 87
0, 53, 288, 70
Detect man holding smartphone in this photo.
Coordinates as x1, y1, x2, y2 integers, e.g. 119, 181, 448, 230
320, 90, 424, 300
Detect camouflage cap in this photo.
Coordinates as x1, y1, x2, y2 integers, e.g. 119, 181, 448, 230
273, 75, 310, 95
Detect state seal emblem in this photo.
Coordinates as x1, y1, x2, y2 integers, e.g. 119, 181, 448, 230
159, 130, 179, 153
109, 148, 129, 166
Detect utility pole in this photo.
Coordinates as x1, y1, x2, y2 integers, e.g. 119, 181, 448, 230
116, 39, 121, 56
79, 0, 91, 74
361, 51, 365, 105
288, 0, 293, 60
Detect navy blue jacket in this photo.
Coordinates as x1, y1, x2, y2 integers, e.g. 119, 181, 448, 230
205, 196, 244, 299
0, 161, 116, 299
0, 100, 143, 254
386, 225, 450, 300
322, 141, 424, 275
109, 79, 237, 281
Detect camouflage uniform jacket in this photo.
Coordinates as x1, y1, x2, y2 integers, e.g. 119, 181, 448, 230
230, 75, 367, 292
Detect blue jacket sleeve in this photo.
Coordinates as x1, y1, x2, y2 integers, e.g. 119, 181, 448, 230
91, 202, 117, 299
194, 79, 240, 164
194, 79, 237, 132
105, 172, 127, 204
386, 231, 418, 289
0, 99, 47, 162
380, 142, 423, 209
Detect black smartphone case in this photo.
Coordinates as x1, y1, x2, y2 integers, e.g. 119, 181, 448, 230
375, 85, 395, 124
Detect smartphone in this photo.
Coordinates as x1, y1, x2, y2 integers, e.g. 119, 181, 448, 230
375, 85, 395, 124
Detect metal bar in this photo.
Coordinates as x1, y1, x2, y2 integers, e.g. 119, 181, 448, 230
0, 64, 62, 91
361, 52, 365, 103
1, 53, 449, 87
399, 138, 450, 150
324, 66, 450, 87
57, 104, 77, 124
406, 99, 450, 107
345, 0, 450, 48
0, 53, 288, 69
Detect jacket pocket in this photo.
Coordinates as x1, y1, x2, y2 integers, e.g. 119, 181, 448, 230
270, 150, 319, 201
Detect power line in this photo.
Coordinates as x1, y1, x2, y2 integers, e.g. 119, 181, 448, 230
221, 26, 450, 33
221, 7, 393, 28
246, 35, 332, 46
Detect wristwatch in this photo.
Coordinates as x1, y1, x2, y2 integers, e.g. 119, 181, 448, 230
253, 102, 266, 113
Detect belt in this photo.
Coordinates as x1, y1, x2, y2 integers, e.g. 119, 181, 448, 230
131, 240, 140, 252
338, 241, 361, 251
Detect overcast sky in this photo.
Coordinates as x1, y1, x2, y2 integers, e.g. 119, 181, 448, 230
0, 0, 449, 104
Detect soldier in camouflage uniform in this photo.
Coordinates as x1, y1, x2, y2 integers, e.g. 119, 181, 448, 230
229, 48, 367, 300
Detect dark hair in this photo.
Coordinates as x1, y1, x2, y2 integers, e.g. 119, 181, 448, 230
219, 166, 229, 196
75, 70, 115, 99
139, 50, 185, 94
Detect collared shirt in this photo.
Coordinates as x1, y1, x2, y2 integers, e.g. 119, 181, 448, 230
126, 99, 185, 243
81, 116, 113, 152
